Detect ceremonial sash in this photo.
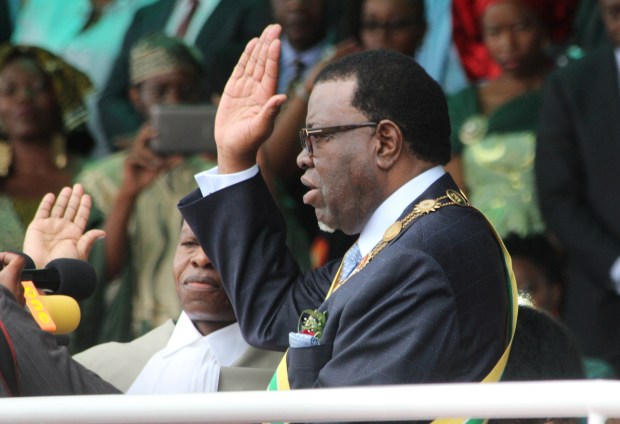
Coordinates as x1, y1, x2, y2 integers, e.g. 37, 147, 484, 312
267, 190, 519, 424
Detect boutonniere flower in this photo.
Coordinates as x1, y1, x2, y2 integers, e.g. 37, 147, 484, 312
299, 309, 327, 340
288, 309, 328, 348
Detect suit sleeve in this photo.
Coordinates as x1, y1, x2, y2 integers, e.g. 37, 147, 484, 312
0, 286, 120, 395
179, 174, 332, 350
535, 71, 620, 286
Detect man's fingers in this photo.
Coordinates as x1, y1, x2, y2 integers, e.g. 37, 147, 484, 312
244, 24, 273, 83
33, 192, 56, 220
0, 252, 25, 304
250, 26, 273, 85
263, 37, 282, 94
63, 184, 84, 221
50, 186, 73, 218
74, 193, 93, 231
77, 229, 106, 261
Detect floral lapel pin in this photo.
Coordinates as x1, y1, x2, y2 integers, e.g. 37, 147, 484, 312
288, 309, 328, 348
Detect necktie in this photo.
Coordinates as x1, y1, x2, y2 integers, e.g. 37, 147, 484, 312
176, 0, 200, 38
286, 58, 306, 95
338, 243, 362, 284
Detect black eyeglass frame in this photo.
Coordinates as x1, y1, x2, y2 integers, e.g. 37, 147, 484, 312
299, 121, 378, 156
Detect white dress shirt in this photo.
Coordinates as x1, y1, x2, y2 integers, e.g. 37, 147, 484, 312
127, 312, 248, 394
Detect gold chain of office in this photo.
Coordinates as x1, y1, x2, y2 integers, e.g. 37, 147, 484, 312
332, 188, 471, 292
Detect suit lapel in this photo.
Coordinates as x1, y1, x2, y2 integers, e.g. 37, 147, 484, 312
594, 48, 620, 146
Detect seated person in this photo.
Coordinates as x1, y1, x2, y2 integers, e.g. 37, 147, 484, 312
0, 184, 282, 395
77, 34, 309, 350
503, 304, 585, 383
503, 233, 565, 317
492, 304, 586, 424
76, 34, 219, 349
75, 220, 283, 393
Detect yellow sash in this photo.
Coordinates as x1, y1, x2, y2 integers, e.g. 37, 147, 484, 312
267, 190, 519, 424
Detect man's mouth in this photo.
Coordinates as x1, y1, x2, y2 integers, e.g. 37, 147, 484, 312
300, 176, 319, 205
183, 276, 220, 291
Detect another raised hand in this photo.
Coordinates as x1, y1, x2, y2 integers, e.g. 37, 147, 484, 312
23, 184, 106, 268
214, 24, 288, 174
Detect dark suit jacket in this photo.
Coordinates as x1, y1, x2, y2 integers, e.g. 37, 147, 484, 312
178, 172, 509, 394
0, 286, 119, 396
97, 0, 271, 143
535, 45, 620, 371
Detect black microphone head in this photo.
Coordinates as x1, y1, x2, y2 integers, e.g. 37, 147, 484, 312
21, 253, 36, 270
44, 259, 97, 301
5, 251, 36, 269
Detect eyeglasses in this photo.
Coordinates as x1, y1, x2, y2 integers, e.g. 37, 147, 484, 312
299, 122, 377, 156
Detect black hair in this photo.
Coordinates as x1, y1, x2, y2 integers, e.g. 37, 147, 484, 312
503, 232, 566, 287
342, 0, 427, 43
502, 305, 586, 381
314, 48, 451, 165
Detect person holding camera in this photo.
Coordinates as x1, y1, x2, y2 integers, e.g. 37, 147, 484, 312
74, 34, 217, 351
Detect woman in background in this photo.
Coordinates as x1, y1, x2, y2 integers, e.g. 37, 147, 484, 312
0, 44, 94, 251
446, 0, 573, 237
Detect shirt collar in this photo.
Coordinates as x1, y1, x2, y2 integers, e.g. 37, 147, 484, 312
358, 166, 445, 256
164, 312, 248, 366
280, 36, 328, 70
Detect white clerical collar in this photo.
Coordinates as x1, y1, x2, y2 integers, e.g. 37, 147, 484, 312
357, 166, 445, 257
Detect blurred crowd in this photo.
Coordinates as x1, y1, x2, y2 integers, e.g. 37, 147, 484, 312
1, 0, 619, 386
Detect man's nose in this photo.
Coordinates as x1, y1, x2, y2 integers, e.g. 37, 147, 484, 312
297, 146, 313, 170
191, 249, 211, 268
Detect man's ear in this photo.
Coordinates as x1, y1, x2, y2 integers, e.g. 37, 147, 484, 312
374, 120, 404, 170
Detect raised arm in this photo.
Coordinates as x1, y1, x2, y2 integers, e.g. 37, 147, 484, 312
23, 184, 106, 268
214, 24, 288, 174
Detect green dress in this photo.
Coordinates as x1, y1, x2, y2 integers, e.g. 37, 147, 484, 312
448, 85, 545, 238
0, 157, 89, 252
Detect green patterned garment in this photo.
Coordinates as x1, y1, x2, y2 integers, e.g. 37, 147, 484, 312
448, 86, 545, 238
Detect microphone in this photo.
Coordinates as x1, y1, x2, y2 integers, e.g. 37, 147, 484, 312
14, 253, 94, 335
22, 291, 81, 335
20, 256, 97, 301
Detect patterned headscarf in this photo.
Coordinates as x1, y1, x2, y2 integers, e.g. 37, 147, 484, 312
452, 0, 578, 82
0, 44, 94, 132
129, 34, 204, 85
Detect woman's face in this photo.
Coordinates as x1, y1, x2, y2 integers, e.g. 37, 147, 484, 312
360, 0, 426, 56
0, 57, 60, 141
482, 0, 547, 76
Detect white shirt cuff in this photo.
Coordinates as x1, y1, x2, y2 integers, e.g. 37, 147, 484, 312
194, 164, 259, 197
610, 256, 620, 294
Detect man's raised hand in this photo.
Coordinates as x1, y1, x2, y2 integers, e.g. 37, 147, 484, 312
214, 24, 288, 174
23, 184, 106, 268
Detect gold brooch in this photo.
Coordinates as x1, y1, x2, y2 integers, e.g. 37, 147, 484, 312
446, 189, 469, 206
413, 199, 437, 215
383, 221, 403, 242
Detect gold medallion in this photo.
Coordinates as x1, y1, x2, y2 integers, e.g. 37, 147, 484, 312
383, 221, 403, 242
413, 199, 437, 214
446, 189, 468, 206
